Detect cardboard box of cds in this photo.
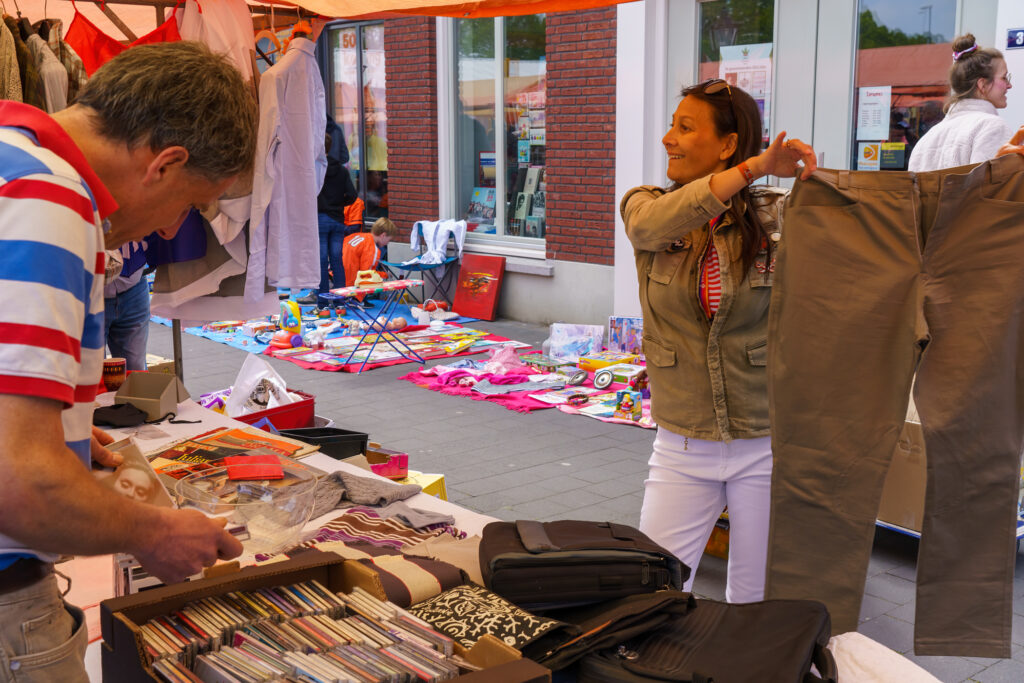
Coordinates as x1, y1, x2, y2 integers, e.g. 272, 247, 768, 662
101, 551, 550, 683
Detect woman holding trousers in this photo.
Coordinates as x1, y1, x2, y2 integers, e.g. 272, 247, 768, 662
621, 80, 815, 602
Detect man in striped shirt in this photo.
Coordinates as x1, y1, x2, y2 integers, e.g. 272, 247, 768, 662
0, 42, 256, 680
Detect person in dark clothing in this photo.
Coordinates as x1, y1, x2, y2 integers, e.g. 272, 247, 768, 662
298, 115, 359, 306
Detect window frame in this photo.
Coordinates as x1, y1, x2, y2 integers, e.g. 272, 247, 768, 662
438, 17, 548, 259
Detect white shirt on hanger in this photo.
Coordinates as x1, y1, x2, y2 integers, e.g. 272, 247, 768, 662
177, 0, 256, 82
247, 37, 327, 298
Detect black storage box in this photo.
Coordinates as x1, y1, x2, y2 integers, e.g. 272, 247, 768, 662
277, 426, 369, 459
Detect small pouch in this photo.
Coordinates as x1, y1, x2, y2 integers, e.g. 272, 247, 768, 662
92, 402, 148, 427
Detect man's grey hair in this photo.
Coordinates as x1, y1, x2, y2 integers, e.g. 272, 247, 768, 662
75, 41, 257, 181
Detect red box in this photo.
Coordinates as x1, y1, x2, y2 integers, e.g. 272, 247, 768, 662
235, 389, 316, 430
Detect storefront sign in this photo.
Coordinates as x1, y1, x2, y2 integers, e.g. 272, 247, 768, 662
857, 142, 880, 171
1008, 28, 1024, 50
857, 86, 891, 141
719, 43, 773, 143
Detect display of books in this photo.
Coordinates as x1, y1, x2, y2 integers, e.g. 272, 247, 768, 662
466, 186, 497, 223
513, 192, 532, 221
531, 190, 546, 218
524, 216, 544, 238
523, 166, 542, 195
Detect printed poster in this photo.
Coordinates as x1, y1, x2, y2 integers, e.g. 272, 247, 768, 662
719, 43, 773, 143
857, 86, 891, 141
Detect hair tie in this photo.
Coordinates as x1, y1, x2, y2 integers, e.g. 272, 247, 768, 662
952, 44, 978, 61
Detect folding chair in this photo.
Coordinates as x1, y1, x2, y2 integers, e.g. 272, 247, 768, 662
379, 220, 464, 305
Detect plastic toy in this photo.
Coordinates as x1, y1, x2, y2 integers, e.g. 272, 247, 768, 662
628, 369, 651, 398
270, 330, 303, 349
593, 368, 615, 390
279, 300, 302, 334
614, 390, 642, 421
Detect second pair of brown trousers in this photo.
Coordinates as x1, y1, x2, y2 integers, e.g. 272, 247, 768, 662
765, 155, 1024, 657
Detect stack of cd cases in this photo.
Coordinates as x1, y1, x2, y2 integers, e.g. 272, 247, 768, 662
143, 582, 460, 682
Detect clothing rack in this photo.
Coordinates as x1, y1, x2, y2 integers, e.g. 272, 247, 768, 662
46, 0, 317, 384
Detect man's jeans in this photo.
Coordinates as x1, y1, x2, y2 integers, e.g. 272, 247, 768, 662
766, 155, 1024, 657
318, 212, 347, 298
104, 277, 150, 372
0, 574, 88, 682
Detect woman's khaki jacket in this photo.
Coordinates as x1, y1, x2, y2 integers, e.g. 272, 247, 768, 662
621, 175, 788, 441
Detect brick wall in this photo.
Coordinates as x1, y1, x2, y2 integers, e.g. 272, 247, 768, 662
545, 8, 617, 265
385, 18, 438, 241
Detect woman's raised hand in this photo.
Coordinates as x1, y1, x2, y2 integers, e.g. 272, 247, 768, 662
756, 132, 817, 180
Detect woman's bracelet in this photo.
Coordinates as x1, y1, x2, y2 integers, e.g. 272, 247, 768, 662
737, 161, 755, 185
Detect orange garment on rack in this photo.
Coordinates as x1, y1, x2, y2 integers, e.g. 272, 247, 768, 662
65, 2, 183, 76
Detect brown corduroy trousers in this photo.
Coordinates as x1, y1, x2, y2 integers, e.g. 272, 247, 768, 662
765, 155, 1024, 657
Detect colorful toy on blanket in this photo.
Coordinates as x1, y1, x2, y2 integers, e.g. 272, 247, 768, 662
270, 330, 304, 349
614, 390, 643, 421
628, 368, 651, 398
358, 316, 408, 332
279, 300, 302, 335
577, 350, 639, 373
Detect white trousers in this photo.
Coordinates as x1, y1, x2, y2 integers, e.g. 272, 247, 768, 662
639, 428, 773, 603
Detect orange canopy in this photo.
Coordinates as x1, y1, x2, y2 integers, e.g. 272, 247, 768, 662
281, 0, 636, 20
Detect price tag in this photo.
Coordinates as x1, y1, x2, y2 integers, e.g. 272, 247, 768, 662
1008, 28, 1024, 50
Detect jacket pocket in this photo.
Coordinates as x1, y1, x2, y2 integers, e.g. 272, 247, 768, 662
745, 339, 767, 367
648, 249, 687, 285
643, 337, 677, 368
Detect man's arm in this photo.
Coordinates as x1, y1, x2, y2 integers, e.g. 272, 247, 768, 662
0, 394, 243, 583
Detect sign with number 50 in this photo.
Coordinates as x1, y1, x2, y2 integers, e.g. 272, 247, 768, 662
1008, 29, 1024, 50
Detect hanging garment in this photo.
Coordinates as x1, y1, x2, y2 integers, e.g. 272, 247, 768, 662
3, 16, 45, 109
0, 21, 21, 102
177, 0, 254, 82
25, 34, 67, 112
40, 19, 88, 104
64, 3, 182, 76
246, 37, 327, 298
765, 155, 1024, 658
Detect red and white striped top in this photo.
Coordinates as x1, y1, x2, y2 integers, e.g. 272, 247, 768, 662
698, 216, 723, 318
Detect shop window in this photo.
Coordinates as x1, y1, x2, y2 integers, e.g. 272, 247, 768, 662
455, 15, 546, 244
697, 0, 775, 146
851, 0, 956, 170
326, 23, 388, 224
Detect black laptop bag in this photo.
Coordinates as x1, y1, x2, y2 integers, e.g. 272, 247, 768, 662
577, 597, 838, 683
479, 520, 687, 611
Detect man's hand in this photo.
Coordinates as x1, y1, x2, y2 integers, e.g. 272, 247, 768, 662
131, 508, 244, 585
996, 126, 1024, 158
90, 426, 121, 468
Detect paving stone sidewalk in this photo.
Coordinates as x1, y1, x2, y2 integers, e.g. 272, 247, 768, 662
147, 319, 1024, 682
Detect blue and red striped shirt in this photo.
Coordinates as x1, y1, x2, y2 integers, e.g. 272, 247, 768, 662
0, 102, 117, 561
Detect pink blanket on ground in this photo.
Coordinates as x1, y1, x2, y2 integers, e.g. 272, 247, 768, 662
398, 371, 554, 413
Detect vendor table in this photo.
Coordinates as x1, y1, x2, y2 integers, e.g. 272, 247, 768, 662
330, 279, 425, 373
82, 394, 496, 681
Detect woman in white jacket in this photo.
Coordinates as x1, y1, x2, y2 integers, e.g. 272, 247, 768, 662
909, 33, 1014, 171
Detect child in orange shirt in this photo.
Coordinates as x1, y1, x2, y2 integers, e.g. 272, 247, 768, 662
343, 217, 398, 287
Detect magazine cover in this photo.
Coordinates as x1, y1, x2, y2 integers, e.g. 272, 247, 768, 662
94, 438, 174, 507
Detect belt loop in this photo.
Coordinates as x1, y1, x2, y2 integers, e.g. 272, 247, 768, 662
837, 171, 850, 190
988, 155, 1019, 185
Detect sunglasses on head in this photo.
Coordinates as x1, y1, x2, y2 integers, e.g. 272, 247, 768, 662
701, 78, 733, 98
